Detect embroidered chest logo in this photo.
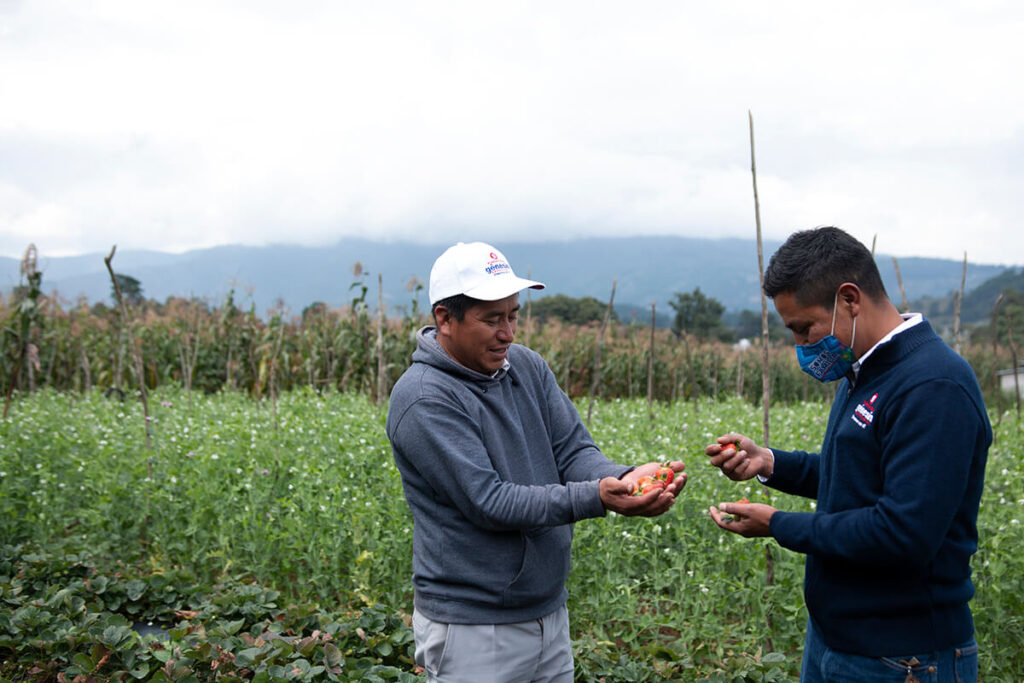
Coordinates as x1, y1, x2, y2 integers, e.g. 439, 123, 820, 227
851, 392, 879, 429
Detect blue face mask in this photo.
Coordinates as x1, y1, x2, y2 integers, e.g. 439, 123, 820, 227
795, 293, 857, 383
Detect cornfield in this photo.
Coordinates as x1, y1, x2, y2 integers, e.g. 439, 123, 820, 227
0, 286, 1013, 409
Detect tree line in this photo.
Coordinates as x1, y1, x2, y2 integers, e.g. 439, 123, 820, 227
2, 248, 1021, 414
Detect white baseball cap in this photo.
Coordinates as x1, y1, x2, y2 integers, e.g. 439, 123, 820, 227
429, 242, 545, 305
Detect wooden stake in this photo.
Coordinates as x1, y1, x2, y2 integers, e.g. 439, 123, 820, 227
103, 246, 152, 453
1006, 305, 1021, 429
748, 111, 771, 448
892, 256, 909, 313
953, 252, 967, 355
992, 293, 1004, 429
749, 111, 776, 641
525, 267, 534, 349
586, 279, 616, 428
648, 302, 656, 421
376, 273, 386, 404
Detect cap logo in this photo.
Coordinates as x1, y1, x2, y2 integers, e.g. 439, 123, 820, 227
484, 254, 511, 277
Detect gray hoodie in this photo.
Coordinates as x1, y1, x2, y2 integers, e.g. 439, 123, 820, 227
386, 326, 632, 624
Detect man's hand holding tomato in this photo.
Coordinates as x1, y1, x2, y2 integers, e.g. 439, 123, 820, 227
705, 433, 778, 536
600, 460, 686, 517
705, 433, 774, 482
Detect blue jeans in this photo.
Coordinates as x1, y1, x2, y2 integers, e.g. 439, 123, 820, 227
801, 619, 978, 683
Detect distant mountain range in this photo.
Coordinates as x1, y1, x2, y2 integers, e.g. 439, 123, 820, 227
0, 237, 1018, 323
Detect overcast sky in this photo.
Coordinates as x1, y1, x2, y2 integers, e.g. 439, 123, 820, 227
1, 1, 1021, 265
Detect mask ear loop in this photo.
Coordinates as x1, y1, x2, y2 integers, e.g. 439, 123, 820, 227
830, 291, 858, 352
829, 291, 840, 335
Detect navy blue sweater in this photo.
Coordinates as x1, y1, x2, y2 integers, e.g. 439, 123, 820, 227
768, 320, 991, 656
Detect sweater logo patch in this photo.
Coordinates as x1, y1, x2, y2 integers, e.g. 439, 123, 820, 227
851, 392, 878, 429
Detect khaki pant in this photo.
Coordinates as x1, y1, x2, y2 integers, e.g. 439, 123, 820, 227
412, 605, 574, 683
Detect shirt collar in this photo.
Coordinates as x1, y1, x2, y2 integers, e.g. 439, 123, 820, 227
852, 312, 923, 375
492, 358, 511, 378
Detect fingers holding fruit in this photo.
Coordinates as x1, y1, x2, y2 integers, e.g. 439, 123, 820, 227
709, 499, 775, 537
705, 434, 768, 481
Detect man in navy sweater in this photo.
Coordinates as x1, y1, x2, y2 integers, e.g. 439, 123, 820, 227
706, 227, 991, 683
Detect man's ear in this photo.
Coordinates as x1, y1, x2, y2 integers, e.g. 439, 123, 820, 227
837, 282, 862, 317
433, 306, 454, 337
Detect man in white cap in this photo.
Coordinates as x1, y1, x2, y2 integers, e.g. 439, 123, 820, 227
386, 242, 686, 683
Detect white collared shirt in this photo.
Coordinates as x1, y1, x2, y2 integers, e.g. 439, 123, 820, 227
851, 312, 923, 377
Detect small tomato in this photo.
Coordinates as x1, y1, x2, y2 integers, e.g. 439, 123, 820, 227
719, 440, 742, 456
654, 466, 675, 485
632, 475, 666, 496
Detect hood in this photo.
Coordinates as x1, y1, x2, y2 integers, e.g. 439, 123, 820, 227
412, 326, 511, 383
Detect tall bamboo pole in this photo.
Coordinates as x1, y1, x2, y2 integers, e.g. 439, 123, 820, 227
647, 302, 656, 422
1006, 306, 1021, 429
953, 252, 967, 355
992, 293, 1004, 430
586, 279, 616, 428
525, 267, 534, 349
376, 274, 386, 404
748, 112, 771, 447
749, 112, 776, 645
892, 257, 909, 313
104, 246, 152, 453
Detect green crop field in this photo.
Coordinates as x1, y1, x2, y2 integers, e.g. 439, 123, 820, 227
1, 389, 1022, 681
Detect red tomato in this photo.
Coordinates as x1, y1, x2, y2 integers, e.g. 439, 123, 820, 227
654, 466, 675, 485
631, 475, 666, 496
719, 440, 742, 455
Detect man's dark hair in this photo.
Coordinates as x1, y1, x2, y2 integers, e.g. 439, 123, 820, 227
763, 226, 889, 309
432, 294, 482, 323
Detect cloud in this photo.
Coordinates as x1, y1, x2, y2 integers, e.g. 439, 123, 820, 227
0, 1, 1021, 264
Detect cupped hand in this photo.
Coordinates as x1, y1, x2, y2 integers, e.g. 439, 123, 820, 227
600, 473, 676, 517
